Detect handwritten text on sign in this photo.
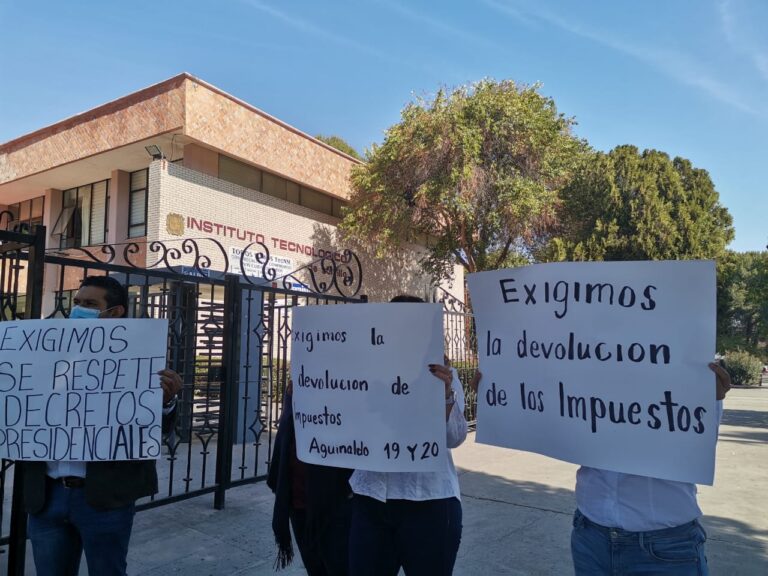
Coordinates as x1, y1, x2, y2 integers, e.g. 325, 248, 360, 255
467, 261, 717, 485
291, 304, 446, 472
0, 319, 169, 461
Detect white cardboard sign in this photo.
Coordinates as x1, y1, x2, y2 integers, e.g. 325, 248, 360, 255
467, 260, 718, 485
0, 318, 169, 461
291, 303, 446, 472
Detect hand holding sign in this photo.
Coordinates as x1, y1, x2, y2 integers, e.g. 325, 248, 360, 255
158, 369, 182, 404
708, 362, 731, 400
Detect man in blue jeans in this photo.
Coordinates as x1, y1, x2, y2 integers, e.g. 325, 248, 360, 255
571, 362, 732, 575
22, 276, 182, 576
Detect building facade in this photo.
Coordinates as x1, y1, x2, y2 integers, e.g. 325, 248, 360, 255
0, 73, 463, 310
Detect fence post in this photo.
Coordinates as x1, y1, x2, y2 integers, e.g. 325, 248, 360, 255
214, 274, 241, 510
8, 225, 45, 575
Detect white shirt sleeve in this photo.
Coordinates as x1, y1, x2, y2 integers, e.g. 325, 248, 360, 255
446, 368, 468, 449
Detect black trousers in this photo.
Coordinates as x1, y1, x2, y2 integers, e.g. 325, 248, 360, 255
349, 495, 462, 576
290, 497, 352, 576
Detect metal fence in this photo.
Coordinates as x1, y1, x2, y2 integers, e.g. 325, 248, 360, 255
0, 229, 366, 574
0, 226, 479, 574
435, 287, 478, 424
0, 224, 45, 574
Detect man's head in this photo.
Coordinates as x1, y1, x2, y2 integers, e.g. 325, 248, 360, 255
390, 294, 424, 303
71, 276, 128, 319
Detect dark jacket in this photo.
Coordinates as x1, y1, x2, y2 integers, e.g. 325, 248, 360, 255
23, 408, 177, 513
268, 391, 352, 569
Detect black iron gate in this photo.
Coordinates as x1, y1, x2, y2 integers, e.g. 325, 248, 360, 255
0, 223, 46, 575
0, 231, 366, 574
435, 287, 479, 425
0, 228, 480, 574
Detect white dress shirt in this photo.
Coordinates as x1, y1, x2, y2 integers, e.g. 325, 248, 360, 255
350, 368, 468, 502
576, 401, 723, 532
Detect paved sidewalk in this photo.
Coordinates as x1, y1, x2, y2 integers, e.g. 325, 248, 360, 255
23, 388, 768, 575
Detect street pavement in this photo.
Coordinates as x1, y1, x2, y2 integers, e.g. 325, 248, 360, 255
22, 387, 768, 575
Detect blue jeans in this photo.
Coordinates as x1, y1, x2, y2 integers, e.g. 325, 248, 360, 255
349, 495, 462, 576
571, 509, 708, 576
28, 480, 135, 576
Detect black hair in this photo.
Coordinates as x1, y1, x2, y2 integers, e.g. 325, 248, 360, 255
80, 276, 129, 318
390, 294, 425, 303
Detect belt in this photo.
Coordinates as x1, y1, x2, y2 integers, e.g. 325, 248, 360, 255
47, 476, 85, 489
576, 509, 699, 539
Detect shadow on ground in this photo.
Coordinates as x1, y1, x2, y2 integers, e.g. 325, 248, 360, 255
722, 408, 768, 429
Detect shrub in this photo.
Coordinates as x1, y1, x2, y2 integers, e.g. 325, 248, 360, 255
723, 350, 763, 387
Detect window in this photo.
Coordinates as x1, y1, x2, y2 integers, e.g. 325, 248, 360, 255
219, 155, 262, 191
300, 186, 333, 215
332, 199, 344, 218
216, 153, 346, 217
8, 196, 44, 233
286, 181, 300, 203
53, 180, 109, 248
262, 172, 287, 200
129, 169, 148, 238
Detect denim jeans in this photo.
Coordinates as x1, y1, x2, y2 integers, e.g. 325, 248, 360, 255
28, 480, 135, 576
571, 509, 708, 576
349, 495, 462, 576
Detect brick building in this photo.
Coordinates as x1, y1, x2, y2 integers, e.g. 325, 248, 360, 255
0, 73, 463, 310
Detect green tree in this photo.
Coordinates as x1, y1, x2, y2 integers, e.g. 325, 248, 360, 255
547, 145, 734, 261
717, 250, 768, 357
341, 79, 587, 280
315, 134, 362, 160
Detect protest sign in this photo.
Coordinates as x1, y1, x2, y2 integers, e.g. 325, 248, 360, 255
0, 318, 169, 461
467, 260, 717, 484
291, 303, 446, 472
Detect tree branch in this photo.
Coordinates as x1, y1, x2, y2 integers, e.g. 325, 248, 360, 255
492, 239, 514, 269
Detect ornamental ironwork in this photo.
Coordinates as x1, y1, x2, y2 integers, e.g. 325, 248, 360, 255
46, 237, 364, 298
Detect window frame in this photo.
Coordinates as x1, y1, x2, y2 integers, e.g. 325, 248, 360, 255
56, 180, 109, 248
128, 168, 149, 238
8, 196, 45, 233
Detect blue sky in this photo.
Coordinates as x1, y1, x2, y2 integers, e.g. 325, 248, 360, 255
1, 0, 766, 252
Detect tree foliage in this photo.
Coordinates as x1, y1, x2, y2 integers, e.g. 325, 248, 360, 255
315, 134, 362, 160
546, 145, 734, 261
723, 349, 764, 386
341, 79, 587, 280
717, 250, 768, 358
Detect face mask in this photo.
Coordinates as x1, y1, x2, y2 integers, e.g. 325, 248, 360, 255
69, 305, 102, 320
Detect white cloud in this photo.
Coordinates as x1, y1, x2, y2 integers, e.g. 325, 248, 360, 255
718, 0, 768, 83
239, 0, 415, 71
482, 0, 767, 120
374, 0, 497, 48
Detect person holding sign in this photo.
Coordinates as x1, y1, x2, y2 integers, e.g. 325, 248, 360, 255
570, 362, 732, 576
21, 276, 182, 576
348, 295, 468, 576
